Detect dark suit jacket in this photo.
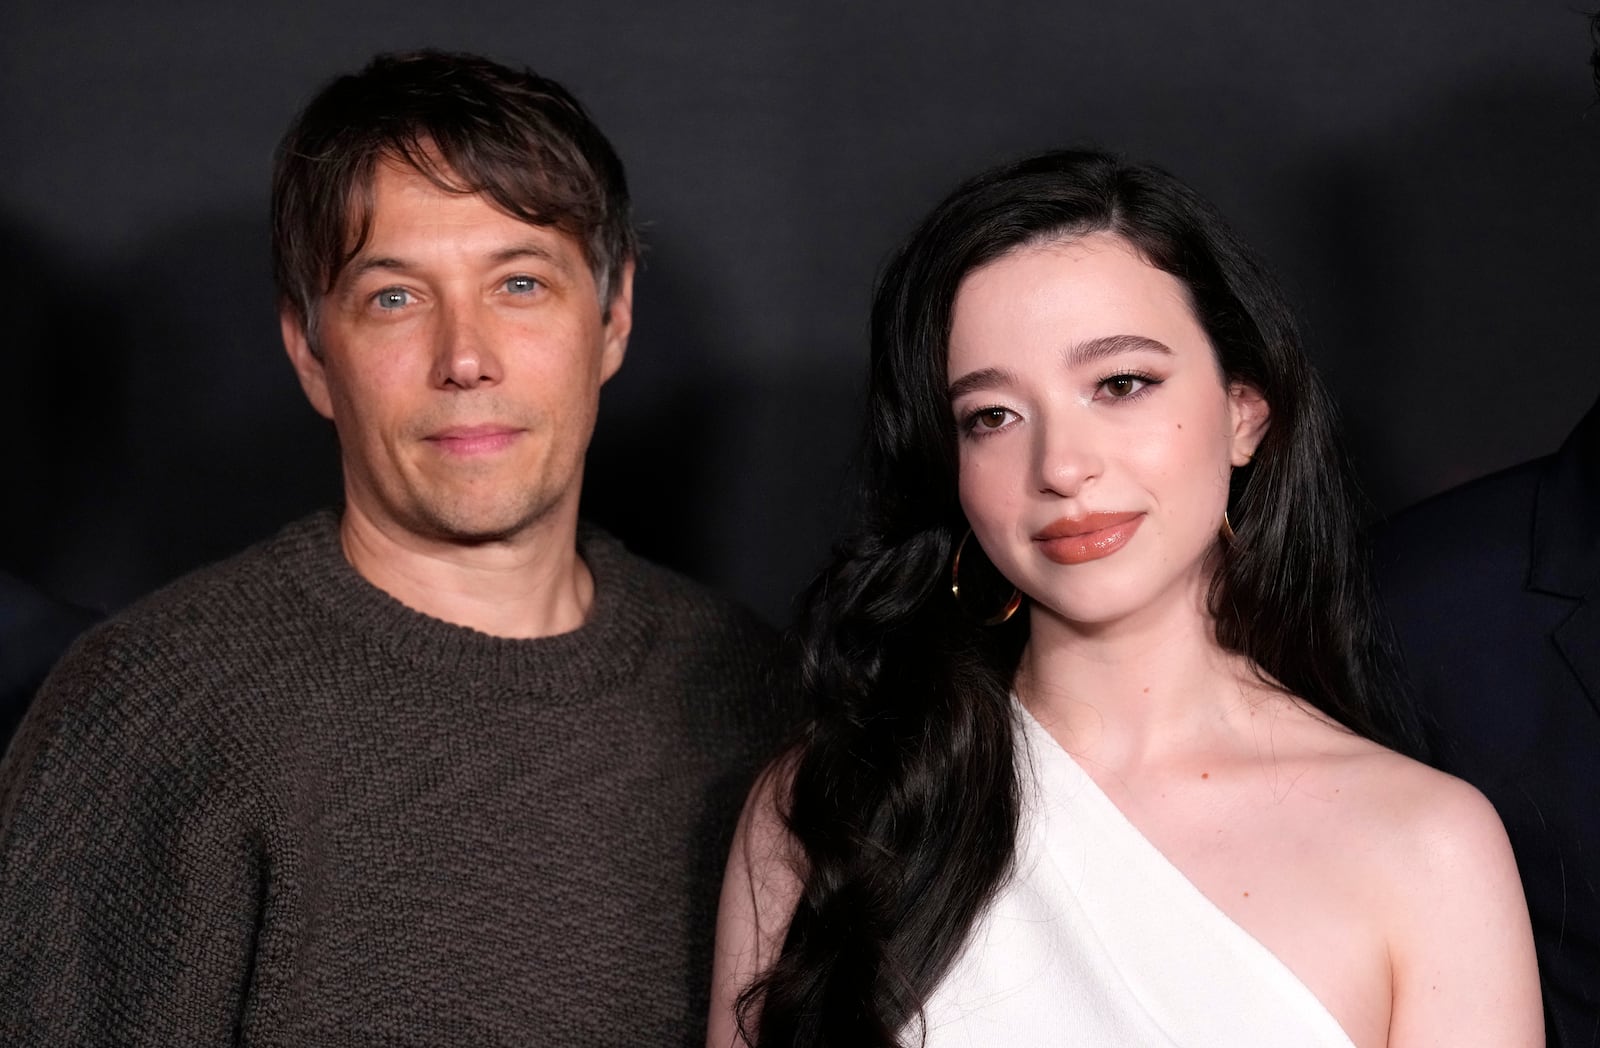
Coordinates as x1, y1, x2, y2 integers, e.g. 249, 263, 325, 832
1375, 397, 1600, 1047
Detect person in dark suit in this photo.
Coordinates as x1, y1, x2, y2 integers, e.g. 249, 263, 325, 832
0, 571, 96, 751
1374, 393, 1599, 1046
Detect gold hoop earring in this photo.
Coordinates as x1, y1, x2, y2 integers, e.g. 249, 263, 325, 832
951, 529, 1022, 625
1220, 510, 1236, 544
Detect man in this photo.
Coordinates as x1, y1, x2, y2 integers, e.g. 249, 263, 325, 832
0, 51, 790, 1046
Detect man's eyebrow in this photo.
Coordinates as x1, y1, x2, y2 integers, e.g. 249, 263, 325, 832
342, 241, 575, 283
487, 241, 574, 274
343, 255, 413, 282
1066, 334, 1174, 367
947, 367, 1017, 401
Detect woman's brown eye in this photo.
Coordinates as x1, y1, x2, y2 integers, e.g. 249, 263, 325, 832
1106, 377, 1135, 397
979, 410, 1009, 428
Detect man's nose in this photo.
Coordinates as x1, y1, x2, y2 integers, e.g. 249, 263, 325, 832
432, 301, 502, 390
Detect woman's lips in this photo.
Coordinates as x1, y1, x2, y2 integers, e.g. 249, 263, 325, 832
1034, 512, 1144, 565
425, 425, 524, 456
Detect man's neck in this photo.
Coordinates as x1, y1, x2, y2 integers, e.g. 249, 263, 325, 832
338, 504, 593, 640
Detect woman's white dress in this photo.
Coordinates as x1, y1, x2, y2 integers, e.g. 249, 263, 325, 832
915, 704, 1358, 1047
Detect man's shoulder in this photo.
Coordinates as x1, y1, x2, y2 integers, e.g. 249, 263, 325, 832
580, 525, 778, 649
1370, 458, 1569, 731
13, 514, 337, 744
0, 574, 99, 736
116, 512, 332, 628
578, 526, 799, 740
1373, 457, 1545, 590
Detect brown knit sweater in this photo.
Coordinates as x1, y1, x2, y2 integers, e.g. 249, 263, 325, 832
0, 512, 792, 1046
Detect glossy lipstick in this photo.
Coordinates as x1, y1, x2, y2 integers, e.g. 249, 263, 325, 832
1034, 512, 1144, 565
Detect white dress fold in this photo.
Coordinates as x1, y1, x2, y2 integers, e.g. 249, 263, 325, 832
916, 704, 1357, 1047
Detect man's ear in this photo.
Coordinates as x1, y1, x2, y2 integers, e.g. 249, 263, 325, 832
598, 258, 635, 384
281, 306, 334, 421
1227, 381, 1270, 466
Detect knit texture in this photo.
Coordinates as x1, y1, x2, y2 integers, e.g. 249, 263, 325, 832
0, 511, 792, 1046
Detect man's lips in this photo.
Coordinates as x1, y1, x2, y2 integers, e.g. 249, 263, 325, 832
1033, 511, 1144, 565
424, 425, 524, 455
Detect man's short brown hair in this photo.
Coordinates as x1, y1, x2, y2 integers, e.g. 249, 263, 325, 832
271, 50, 638, 340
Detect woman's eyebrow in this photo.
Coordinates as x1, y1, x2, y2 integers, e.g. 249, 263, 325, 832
1065, 334, 1174, 368
947, 367, 1017, 401
948, 335, 1173, 400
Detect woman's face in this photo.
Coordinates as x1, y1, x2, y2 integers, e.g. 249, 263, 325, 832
947, 232, 1268, 630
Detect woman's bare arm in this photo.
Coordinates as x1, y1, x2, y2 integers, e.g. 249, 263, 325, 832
707, 763, 805, 1048
1386, 774, 1542, 1047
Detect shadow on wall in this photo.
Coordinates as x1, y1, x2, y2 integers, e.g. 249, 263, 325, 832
0, 215, 134, 609
584, 231, 862, 628
1, 208, 341, 613
1289, 73, 1600, 516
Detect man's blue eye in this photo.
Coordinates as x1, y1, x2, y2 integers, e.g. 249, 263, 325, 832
375, 288, 410, 310
505, 276, 539, 294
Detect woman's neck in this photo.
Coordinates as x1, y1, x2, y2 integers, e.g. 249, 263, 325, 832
1017, 587, 1271, 772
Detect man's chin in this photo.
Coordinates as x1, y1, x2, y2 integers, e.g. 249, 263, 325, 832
408, 497, 562, 547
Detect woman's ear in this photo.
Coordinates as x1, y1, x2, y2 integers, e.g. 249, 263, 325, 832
1227, 382, 1270, 466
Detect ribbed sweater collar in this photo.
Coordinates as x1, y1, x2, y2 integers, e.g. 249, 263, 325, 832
267, 510, 662, 698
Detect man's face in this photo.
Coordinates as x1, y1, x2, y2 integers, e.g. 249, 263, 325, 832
282, 159, 632, 547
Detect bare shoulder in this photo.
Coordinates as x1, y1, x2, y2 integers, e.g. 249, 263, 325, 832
1298, 727, 1511, 869
1273, 710, 1515, 882
1276, 714, 1541, 1046
1377, 759, 1510, 862
1323, 741, 1520, 918
1374, 759, 1541, 1043
1254, 694, 1491, 828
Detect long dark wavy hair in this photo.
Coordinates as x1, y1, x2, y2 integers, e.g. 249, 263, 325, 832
737, 149, 1423, 1046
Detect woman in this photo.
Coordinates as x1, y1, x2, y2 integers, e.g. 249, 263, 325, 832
708, 151, 1541, 1047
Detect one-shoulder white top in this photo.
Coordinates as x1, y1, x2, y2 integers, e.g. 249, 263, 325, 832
913, 703, 1357, 1047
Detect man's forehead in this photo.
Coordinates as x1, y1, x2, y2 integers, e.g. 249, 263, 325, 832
335, 157, 587, 275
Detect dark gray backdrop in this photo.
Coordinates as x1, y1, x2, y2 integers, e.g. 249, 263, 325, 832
5, 1, 1599, 626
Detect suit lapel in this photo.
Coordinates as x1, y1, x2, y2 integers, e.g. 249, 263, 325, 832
1553, 597, 1600, 716
1531, 396, 1600, 715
